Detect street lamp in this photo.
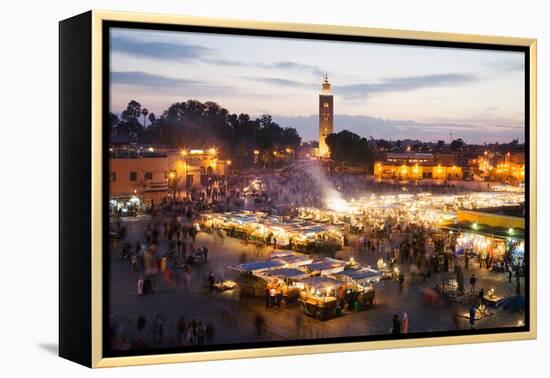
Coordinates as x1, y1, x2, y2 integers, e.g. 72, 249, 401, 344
168, 171, 177, 206
183, 163, 189, 200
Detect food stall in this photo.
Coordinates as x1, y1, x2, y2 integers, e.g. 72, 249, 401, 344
201, 212, 264, 239
229, 259, 284, 298
229, 259, 286, 275
334, 268, 382, 308
301, 258, 347, 276
509, 239, 524, 268
447, 228, 511, 271
276, 254, 313, 268
290, 225, 345, 253
110, 195, 149, 217
297, 276, 343, 320
259, 268, 310, 300
229, 252, 312, 297
454, 232, 505, 258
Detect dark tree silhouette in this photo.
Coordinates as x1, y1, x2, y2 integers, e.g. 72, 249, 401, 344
115, 99, 301, 167
116, 100, 144, 138
326, 130, 374, 170
450, 138, 465, 151
141, 108, 149, 128
121, 100, 142, 121
109, 113, 119, 134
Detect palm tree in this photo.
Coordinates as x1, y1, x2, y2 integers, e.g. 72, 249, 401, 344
141, 108, 149, 128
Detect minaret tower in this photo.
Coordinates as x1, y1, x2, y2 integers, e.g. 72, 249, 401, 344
319, 75, 334, 157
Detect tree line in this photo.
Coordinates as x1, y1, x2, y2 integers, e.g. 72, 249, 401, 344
110, 99, 301, 167
110, 100, 523, 171
325, 130, 375, 171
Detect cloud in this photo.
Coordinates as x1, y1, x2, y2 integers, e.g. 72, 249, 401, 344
110, 71, 237, 98
111, 71, 199, 88
335, 73, 478, 99
488, 59, 524, 73
243, 73, 477, 99
261, 61, 325, 77
243, 76, 317, 89
112, 35, 325, 78
111, 36, 212, 60
201, 58, 243, 66
204, 59, 325, 77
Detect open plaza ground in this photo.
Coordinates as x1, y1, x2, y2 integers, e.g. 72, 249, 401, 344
108, 206, 526, 351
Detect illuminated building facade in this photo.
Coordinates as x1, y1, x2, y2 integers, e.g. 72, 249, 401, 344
374, 152, 463, 181
178, 148, 229, 188
318, 75, 333, 157
109, 147, 229, 200
476, 151, 525, 182
443, 206, 525, 263
297, 144, 319, 159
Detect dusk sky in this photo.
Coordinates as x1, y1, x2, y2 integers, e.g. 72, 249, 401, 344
110, 27, 525, 143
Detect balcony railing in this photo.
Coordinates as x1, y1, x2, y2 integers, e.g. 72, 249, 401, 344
143, 180, 169, 192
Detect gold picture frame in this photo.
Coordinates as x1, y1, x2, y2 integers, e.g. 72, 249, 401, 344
59, 10, 537, 368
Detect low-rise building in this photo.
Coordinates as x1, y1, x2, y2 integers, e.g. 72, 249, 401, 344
441, 206, 525, 265
374, 152, 463, 181
109, 146, 229, 201
297, 144, 319, 159
475, 150, 525, 182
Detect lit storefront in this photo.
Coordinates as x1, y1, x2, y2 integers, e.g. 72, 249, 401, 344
109, 146, 230, 205
443, 221, 525, 267
109, 195, 152, 217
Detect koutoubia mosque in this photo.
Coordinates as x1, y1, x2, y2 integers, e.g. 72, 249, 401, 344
318, 75, 334, 157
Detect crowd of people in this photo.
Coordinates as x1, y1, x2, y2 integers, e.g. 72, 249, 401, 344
391, 312, 409, 334
110, 204, 221, 350
108, 161, 525, 350
110, 313, 215, 351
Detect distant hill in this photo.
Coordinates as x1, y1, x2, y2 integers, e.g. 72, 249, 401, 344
272, 114, 523, 144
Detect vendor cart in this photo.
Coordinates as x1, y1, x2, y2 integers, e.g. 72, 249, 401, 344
334, 268, 381, 309
260, 268, 309, 301
297, 276, 343, 320
436, 278, 464, 305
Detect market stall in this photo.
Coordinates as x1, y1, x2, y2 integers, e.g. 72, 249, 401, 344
276, 254, 313, 268
301, 258, 347, 276
289, 224, 344, 253
334, 268, 381, 308
259, 268, 310, 300
110, 195, 150, 217
443, 223, 525, 271
229, 259, 286, 274
297, 276, 343, 320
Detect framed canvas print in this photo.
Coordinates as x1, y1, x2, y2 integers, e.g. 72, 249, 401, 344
59, 10, 537, 368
